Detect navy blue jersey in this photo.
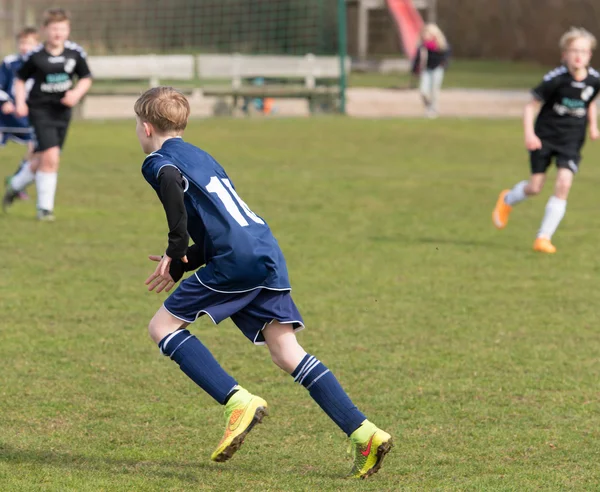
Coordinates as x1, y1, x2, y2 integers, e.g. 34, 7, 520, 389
0, 54, 32, 128
142, 137, 291, 293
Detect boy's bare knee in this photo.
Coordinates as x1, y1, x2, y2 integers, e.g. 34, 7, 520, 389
147, 306, 188, 345
527, 184, 542, 195
148, 317, 161, 343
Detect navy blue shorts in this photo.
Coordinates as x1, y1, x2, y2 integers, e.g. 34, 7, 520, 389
163, 273, 304, 345
0, 113, 32, 146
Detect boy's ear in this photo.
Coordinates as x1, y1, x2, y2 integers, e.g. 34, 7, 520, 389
143, 121, 153, 138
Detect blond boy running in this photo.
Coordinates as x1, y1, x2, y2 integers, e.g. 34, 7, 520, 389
493, 28, 600, 253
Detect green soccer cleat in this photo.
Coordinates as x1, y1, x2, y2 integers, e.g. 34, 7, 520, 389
347, 420, 393, 479
210, 387, 268, 463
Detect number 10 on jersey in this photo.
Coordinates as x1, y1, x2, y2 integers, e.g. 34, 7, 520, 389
206, 177, 265, 227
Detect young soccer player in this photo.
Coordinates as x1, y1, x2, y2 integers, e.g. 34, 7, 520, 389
7, 8, 92, 221
135, 87, 393, 479
493, 28, 600, 253
0, 27, 39, 208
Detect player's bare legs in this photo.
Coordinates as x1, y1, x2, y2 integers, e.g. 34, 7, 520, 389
263, 322, 393, 478
148, 305, 189, 343
262, 321, 306, 373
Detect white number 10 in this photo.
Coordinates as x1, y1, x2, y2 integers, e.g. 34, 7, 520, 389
206, 176, 265, 227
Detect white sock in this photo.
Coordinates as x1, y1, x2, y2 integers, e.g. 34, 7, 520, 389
504, 180, 529, 206
36, 171, 58, 212
538, 196, 567, 239
9, 160, 35, 191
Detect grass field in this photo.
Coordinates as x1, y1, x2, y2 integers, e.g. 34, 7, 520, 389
349, 59, 546, 90
2, 118, 600, 490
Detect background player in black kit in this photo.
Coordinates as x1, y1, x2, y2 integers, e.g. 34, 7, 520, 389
12, 8, 92, 221
492, 28, 600, 254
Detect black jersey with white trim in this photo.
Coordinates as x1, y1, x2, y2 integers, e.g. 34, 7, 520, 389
532, 66, 600, 147
17, 41, 92, 109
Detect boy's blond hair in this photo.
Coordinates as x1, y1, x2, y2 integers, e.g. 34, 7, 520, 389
43, 8, 71, 27
17, 26, 38, 40
134, 87, 190, 133
560, 27, 597, 51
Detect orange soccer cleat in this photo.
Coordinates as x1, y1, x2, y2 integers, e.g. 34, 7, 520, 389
533, 237, 557, 254
492, 190, 512, 229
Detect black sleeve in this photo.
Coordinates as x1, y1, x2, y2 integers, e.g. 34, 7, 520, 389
17, 56, 36, 81
75, 52, 92, 78
532, 76, 559, 102
158, 165, 188, 259
168, 243, 205, 283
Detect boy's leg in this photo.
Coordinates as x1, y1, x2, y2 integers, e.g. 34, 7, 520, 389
2, 142, 36, 210
263, 322, 392, 478
534, 167, 573, 253
149, 306, 239, 404
150, 306, 267, 462
492, 146, 552, 229
29, 111, 71, 220
155, 276, 272, 462
35, 146, 60, 220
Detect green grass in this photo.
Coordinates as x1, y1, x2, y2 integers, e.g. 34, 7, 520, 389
350, 59, 546, 90
3, 118, 600, 490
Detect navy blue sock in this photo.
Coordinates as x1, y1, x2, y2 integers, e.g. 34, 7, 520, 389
292, 354, 366, 436
159, 329, 238, 405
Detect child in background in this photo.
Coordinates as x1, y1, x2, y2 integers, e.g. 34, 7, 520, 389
412, 23, 451, 118
0, 27, 39, 208
493, 28, 600, 253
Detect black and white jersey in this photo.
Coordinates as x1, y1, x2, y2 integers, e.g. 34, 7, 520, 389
532, 66, 600, 147
17, 41, 92, 109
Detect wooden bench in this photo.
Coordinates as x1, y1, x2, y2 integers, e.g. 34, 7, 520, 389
86, 54, 195, 94
197, 54, 350, 115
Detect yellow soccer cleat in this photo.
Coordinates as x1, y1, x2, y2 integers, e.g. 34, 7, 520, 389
492, 189, 512, 229
347, 421, 393, 479
210, 387, 268, 463
533, 237, 557, 254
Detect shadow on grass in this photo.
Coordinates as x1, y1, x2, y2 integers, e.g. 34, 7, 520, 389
0, 442, 210, 482
0, 442, 345, 482
370, 234, 521, 251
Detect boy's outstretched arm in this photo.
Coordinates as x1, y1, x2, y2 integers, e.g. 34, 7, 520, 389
14, 78, 27, 117
589, 101, 599, 140
524, 99, 542, 150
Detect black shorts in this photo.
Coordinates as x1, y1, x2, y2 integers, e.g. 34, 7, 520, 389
530, 141, 582, 175
29, 106, 72, 153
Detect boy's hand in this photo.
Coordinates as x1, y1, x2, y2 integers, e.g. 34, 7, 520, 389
146, 254, 189, 293
146, 254, 175, 293
1, 101, 15, 115
15, 102, 28, 118
590, 126, 600, 141
60, 90, 80, 108
525, 133, 542, 151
